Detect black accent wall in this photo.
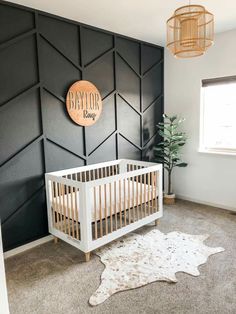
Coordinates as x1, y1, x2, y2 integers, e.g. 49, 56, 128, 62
0, 1, 164, 251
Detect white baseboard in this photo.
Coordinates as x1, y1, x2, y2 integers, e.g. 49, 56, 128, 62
4, 235, 53, 260
176, 194, 236, 212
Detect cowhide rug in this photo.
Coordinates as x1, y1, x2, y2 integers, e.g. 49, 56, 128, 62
89, 229, 224, 306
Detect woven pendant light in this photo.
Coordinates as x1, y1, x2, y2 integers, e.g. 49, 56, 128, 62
167, 3, 214, 58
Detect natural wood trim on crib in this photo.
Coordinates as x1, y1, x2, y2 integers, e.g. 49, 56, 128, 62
85, 252, 90, 262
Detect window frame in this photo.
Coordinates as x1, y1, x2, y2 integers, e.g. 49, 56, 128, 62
199, 76, 236, 156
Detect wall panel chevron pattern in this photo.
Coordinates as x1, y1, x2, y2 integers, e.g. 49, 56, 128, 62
0, 1, 164, 251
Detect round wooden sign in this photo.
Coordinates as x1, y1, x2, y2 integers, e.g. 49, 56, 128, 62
66, 80, 102, 126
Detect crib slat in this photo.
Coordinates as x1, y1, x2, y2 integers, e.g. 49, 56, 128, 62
88, 170, 91, 182
136, 174, 139, 220
57, 183, 61, 231
66, 184, 71, 236
60, 184, 64, 232
60, 184, 64, 233
93, 186, 98, 240
148, 172, 151, 215
114, 180, 118, 231
93, 168, 97, 239
152, 172, 155, 212
140, 175, 143, 219
151, 172, 154, 214
74, 187, 79, 240
144, 173, 147, 217
101, 169, 105, 236
119, 180, 122, 228
103, 167, 108, 235
109, 181, 112, 233
128, 165, 131, 224
124, 178, 126, 226
154, 171, 157, 212
62, 184, 67, 234
55, 182, 60, 231
99, 185, 103, 237
51, 181, 56, 228
132, 166, 135, 222
104, 183, 108, 235
58, 183, 63, 231
70, 184, 75, 238
107, 166, 112, 233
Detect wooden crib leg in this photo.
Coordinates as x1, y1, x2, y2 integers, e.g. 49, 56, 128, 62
54, 236, 58, 244
155, 219, 159, 226
85, 252, 91, 262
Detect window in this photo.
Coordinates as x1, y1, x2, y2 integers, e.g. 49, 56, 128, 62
200, 76, 236, 154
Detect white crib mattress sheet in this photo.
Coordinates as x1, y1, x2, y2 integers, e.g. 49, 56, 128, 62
52, 180, 158, 222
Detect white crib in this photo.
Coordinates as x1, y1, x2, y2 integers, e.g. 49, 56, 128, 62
45, 159, 163, 261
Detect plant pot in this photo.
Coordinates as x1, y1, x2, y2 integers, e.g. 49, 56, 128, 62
163, 193, 175, 205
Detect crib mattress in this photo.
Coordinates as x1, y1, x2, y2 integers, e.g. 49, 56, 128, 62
52, 179, 158, 222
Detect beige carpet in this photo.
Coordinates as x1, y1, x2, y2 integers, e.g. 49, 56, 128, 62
5, 200, 236, 314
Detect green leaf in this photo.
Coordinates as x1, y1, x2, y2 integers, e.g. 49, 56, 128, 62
163, 113, 168, 119
170, 115, 177, 122
157, 122, 170, 126
176, 162, 188, 167
158, 130, 166, 138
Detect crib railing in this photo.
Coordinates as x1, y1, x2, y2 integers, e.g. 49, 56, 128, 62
45, 159, 163, 254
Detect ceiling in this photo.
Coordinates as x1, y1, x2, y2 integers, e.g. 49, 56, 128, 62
5, 0, 236, 45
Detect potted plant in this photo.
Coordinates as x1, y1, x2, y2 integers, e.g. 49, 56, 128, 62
154, 114, 187, 205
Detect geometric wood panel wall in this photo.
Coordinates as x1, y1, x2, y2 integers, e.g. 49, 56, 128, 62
0, 1, 164, 251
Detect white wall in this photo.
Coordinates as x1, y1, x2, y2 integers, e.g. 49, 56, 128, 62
165, 29, 236, 211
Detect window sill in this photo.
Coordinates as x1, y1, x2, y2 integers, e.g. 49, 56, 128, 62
198, 148, 236, 156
